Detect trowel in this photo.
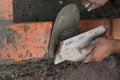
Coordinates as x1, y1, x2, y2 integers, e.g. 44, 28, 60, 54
53, 4, 110, 64
49, 4, 80, 58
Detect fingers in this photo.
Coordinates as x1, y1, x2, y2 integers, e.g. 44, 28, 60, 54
81, 0, 97, 11
81, 1, 92, 8
84, 50, 103, 63
81, 0, 108, 11
83, 37, 113, 63
81, 40, 97, 55
84, 40, 101, 63
82, 2, 100, 12
81, 0, 90, 4
88, 0, 98, 3
87, 4, 99, 11
84, 2, 91, 8
84, 52, 93, 63
84, 47, 108, 63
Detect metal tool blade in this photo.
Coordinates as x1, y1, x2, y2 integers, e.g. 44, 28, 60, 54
48, 4, 80, 61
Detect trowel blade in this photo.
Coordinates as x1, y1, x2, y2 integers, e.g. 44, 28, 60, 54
54, 54, 65, 65
48, 4, 80, 61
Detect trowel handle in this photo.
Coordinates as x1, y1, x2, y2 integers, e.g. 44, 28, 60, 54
86, 24, 110, 39
77, 24, 110, 49
62, 24, 110, 49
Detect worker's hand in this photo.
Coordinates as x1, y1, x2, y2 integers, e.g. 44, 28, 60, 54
83, 37, 115, 63
81, 0, 109, 11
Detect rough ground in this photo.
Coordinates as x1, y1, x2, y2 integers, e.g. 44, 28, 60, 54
1, 0, 120, 80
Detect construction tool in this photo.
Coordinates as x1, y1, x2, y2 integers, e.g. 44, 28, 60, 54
49, 3, 80, 58
54, 25, 110, 64
53, 4, 111, 64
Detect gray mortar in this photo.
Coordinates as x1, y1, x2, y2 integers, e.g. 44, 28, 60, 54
0, 20, 17, 66
0, 28, 21, 50
24, 25, 30, 32
0, 20, 14, 49
18, 54, 23, 59
0, 20, 13, 30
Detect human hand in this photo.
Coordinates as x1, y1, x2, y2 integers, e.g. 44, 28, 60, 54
81, 0, 109, 11
82, 37, 115, 63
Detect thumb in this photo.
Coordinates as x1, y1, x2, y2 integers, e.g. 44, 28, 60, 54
84, 52, 93, 63
81, 44, 96, 56
87, 4, 98, 11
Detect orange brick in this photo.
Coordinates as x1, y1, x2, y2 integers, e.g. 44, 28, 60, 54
79, 19, 109, 33
0, 0, 13, 20
0, 22, 53, 62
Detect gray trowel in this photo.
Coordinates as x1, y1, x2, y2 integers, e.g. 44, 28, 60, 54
53, 4, 110, 64
49, 4, 80, 58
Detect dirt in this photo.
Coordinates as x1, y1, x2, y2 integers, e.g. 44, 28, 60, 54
0, 0, 120, 80
2, 56, 120, 80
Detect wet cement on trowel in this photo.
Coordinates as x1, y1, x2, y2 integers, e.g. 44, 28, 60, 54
0, 0, 120, 80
